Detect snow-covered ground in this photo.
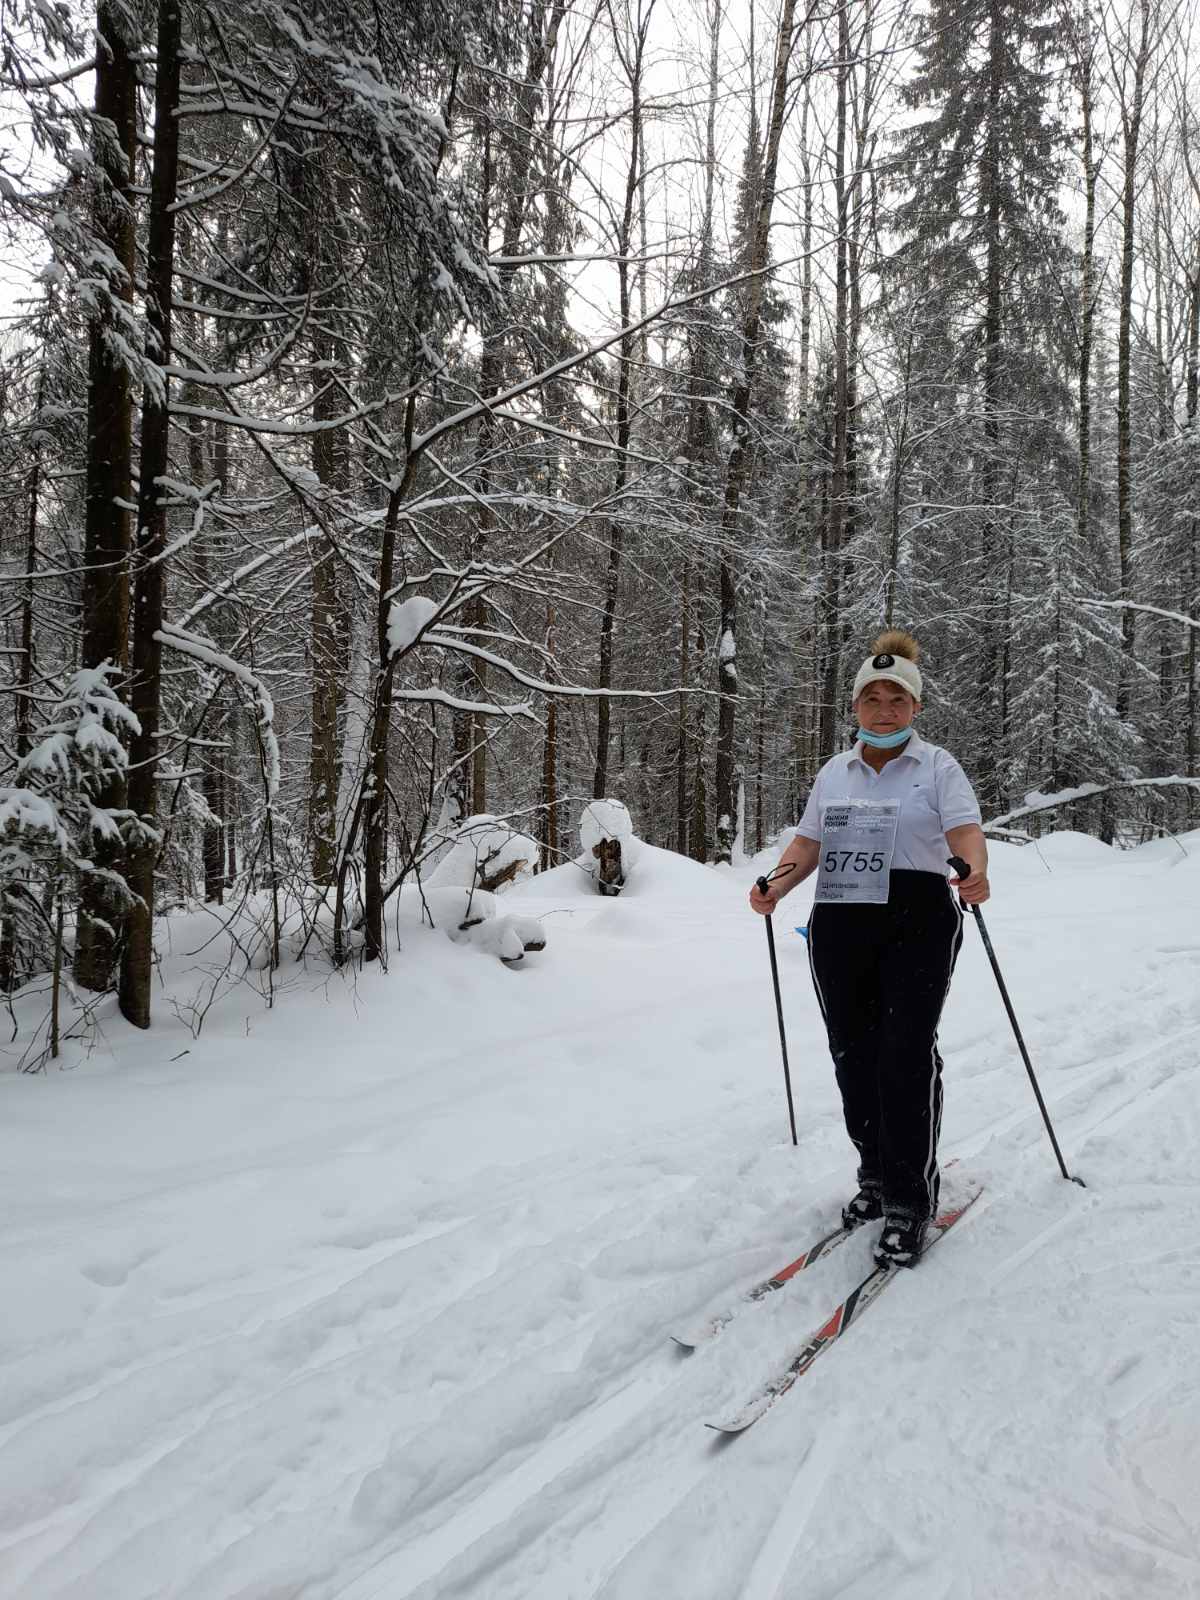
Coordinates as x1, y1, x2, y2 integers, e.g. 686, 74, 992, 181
3, 832, 1200, 1599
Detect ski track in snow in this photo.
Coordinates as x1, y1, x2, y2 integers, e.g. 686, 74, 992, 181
2, 833, 1200, 1598
339, 1372, 669, 1600
735, 1418, 851, 1600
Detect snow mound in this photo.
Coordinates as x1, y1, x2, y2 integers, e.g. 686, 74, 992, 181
451, 913, 544, 964
579, 799, 638, 861
1022, 829, 1114, 865
578, 799, 641, 896
1125, 828, 1200, 867
509, 841, 738, 908
395, 884, 498, 928
396, 883, 544, 965
387, 594, 438, 657
426, 814, 537, 894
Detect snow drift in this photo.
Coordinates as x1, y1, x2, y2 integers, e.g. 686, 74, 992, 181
579, 798, 640, 895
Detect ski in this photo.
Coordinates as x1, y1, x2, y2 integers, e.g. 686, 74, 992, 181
674, 1160, 966, 1352
706, 1186, 983, 1434
671, 1219, 858, 1352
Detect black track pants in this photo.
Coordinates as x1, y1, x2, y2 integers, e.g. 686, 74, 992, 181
807, 869, 963, 1222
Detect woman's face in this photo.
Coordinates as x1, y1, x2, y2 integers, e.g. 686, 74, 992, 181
854, 680, 920, 734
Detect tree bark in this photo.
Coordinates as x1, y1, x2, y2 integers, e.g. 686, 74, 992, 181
1076, 17, 1098, 555
0, 368, 44, 990
594, 0, 651, 798
362, 502, 401, 965
17, 377, 42, 764
673, 0, 721, 853
1186, 262, 1199, 803
208, 356, 232, 900
972, 0, 1006, 812
459, 6, 565, 815
818, 0, 852, 767
308, 355, 348, 883
74, 0, 138, 993
361, 412, 420, 964
754, 673, 765, 853
713, 0, 803, 861
118, 0, 183, 1028
1114, 0, 1155, 723
676, 555, 691, 854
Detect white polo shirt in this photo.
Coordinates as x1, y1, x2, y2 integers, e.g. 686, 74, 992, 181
794, 731, 981, 874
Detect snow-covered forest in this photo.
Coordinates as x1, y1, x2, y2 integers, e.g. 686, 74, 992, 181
2, 0, 1199, 1033
4, 5, 1200, 1594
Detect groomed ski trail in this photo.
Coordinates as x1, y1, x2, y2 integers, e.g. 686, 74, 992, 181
1, 833, 1199, 1599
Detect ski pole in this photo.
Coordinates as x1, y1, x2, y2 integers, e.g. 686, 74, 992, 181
947, 856, 1084, 1187
756, 865, 798, 1147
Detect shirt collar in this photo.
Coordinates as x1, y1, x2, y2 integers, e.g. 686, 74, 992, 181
849, 727, 927, 770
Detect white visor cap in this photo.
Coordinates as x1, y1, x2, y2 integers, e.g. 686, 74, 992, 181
852, 650, 923, 703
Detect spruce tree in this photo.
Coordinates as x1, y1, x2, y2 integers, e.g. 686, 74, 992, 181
887, 0, 1072, 808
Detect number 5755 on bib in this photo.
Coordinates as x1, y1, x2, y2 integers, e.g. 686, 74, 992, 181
813, 800, 900, 905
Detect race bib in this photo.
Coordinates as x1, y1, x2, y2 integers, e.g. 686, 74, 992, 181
813, 800, 899, 905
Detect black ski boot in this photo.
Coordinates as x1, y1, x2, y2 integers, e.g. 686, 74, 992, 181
873, 1214, 927, 1269
841, 1188, 884, 1230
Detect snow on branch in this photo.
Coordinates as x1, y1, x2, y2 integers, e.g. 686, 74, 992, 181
488, 248, 680, 268
391, 687, 537, 722
421, 631, 713, 702
1079, 598, 1200, 631
388, 596, 440, 657
156, 624, 280, 798
5, 55, 97, 90
171, 399, 395, 437
178, 527, 316, 628
1, 666, 146, 924
0, 789, 69, 849
985, 777, 1200, 832
411, 249, 817, 460
487, 408, 678, 468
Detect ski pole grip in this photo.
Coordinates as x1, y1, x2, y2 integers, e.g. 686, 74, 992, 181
756, 875, 771, 896
947, 855, 971, 880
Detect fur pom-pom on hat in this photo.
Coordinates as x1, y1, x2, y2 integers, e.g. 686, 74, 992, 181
852, 628, 923, 702
871, 629, 920, 663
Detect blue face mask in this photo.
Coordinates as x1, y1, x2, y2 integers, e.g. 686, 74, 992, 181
857, 725, 913, 749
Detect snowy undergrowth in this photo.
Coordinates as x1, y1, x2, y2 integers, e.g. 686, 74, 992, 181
2, 834, 1200, 1598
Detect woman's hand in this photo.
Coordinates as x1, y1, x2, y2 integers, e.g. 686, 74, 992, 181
749, 879, 781, 916
748, 838, 819, 915
949, 862, 990, 905
946, 824, 990, 905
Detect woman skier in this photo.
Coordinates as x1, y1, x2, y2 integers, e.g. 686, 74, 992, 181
749, 630, 990, 1267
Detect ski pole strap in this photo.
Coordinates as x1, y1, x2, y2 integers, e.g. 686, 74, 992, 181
757, 861, 798, 898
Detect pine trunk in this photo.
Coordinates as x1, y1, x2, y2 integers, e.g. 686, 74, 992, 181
118, 0, 183, 1029
713, 0, 801, 862
676, 556, 691, 854
361, 428, 420, 964
17, 407, 40, 763
820, 1, 851, 767
975, 0, 1005, 812
1187, 264, 1199, 807
594, 40, 644, 799
74, 0, 138, 994
207, 403, 231, 899
362, 497, 400, 964
538, 534, 560, 867
0, 408, 42, 989
1077, 35, 1097, 552
1115, 0, 1153, 723
308, 329, 347, 884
